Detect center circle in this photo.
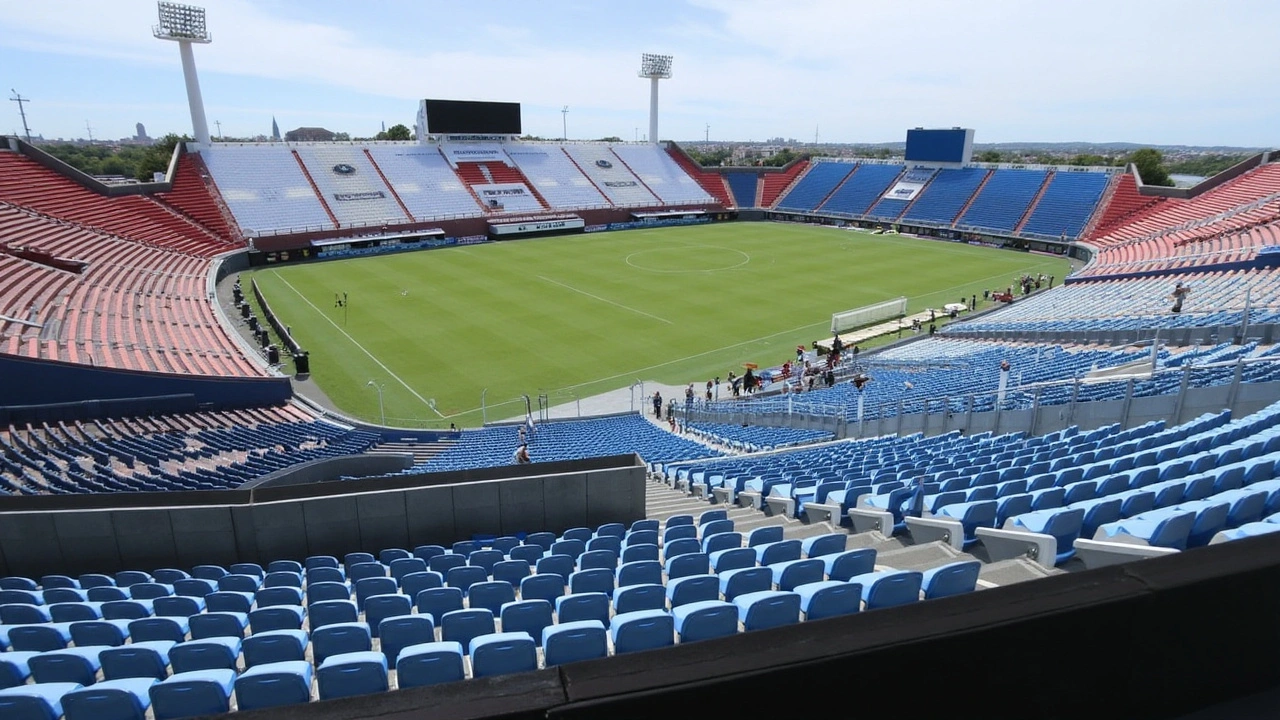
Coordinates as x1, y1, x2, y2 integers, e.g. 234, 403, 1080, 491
624, 245, 750, 273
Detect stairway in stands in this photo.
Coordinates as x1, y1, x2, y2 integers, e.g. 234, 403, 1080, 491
643, 474, 1058, 587
365, 439, 456, 466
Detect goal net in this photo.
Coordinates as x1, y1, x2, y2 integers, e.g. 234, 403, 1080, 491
831, 296, 907, 334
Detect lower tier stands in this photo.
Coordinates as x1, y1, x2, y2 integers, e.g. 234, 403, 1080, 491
411, 415, 720, 474
362, 146, 484, 221
560, 146, 660, 207
609, 145, 715, 206
0, 204, 263, 376
774, 162, 853, 212
1020, 171, 1112, 239
0, 406, 379, 495
759, 160, 809, 208
900, 167, 990, 226
664, 147, 732, 207
504, 146, 608, 210
198, 145, 337, 237
292, 147, 409, 229
948, 270, 1280, 334
1078, 221, 1278, 278
956, 169, 1048, 233
685, 423, 833, 453
820, 164, 904, 217
725, 172, 760, 209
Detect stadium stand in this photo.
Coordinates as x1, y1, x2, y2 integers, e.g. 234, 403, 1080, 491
362, 145, 484, 221
610, 145, 715, 206
198, 145, 337, 237
561, 145, 660, 206
725, 172, 760, 209
819, 164, 904, 217
1086, 171, 1163, 240
664, 146, 733, 207
773, 161, 853, 212
899, 167, 990, 226
759, 160, 809, 208
291, 146, 410, 228
1020, 171, 1112, 239
956, 169, 1049, 233
864, 168, 935, 220
503, 146, 609, 209
154, 151, 241, 244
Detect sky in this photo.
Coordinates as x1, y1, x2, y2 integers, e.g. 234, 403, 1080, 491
0, 0, 1277, 147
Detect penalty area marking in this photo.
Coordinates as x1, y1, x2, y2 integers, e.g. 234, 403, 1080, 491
270, 271, 445, 418
624, 244, 751, 274
536, 275, 673, 325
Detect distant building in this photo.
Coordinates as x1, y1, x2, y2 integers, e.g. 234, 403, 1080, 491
285, 126, 335, 142
135, 123, 149, 142
272, 117, 281, 142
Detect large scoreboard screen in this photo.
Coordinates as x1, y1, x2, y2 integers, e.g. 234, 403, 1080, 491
905, 128, 974, 164
423, 99, 522, 135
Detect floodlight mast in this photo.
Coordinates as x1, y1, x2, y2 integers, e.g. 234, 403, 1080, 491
639, 53, 672, 145
152, 2, 212, 146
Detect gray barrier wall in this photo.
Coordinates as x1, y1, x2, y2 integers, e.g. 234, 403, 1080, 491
0, 457, 647, 579
238, 454, 416, 489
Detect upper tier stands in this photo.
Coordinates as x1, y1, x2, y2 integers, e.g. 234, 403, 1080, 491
504, 147, 609, 209
609, 145, 715, 206
820, 164, 905, 217
0, 204, 263, 375
957, 169, 1049, 233
291, 147, 409, 229
1087, 172, 1163, 240
561, 146, 660, 206
1020, 171, 1111, 239
362, 146, 484, 221
0, 151, 238, 257
664, 147, 733, 207
199, 146, 336, 237
0, 406, 378, 495
411, 415, 719, 474
759, 160, 809, 208
900, 167, 990, 226
774, 162, 853, 212
725, 173, 760, 209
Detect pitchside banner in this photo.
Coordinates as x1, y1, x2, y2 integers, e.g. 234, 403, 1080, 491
442, 145, 507, 166
882, 181, 926, 202
490, 217, 586, 236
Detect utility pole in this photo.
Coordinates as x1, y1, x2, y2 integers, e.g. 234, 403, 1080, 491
815, 124, 819, 145
9, 90, 32, 142
705, 123, 709, 142
561, 105, 568, 141
85, 120, 94, 143
214, 119, 222, 139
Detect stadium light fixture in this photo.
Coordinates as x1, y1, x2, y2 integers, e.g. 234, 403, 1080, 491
638, 53, 673, 145
153, 2, 212, 145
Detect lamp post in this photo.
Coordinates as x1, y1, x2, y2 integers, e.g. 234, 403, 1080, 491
638, 53, 672, 145
561, 106, 568, 141
366, 380, 385, 425
152, 2, 213, 146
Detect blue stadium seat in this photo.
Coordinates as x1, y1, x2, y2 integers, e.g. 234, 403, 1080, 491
396, 642, 465, 689
921, 561, 982, 600
672, 600, 739, 642
555, 593, 610, 625
399, 571, 444, 599
535, 554, 575, 582
317, 650, 388, 700
377, 615, 433, 666
234, 660, 313, 711
468, 581, 516, 615
0, 651, 36, 689
701, 532, 741, 556
169, 636, 241, 674
128, 617, 188, 644
518, 574, 564, 604
217, 574, 260, 594
498, 600, 553, 643
710, 547, 756, 574
0, 682, 82, 720
491, 561, 531, 588
666, 575, 721, 608
309, 599, 359, 629
29, 646, 108, 685
664, 552, 709, 580
99, 641, 174, 681
719, 567, 772, 602
610, 609, 674, 654
613, 584, 667, 614
242, 629, 309, 669
312, 622, 372, 665
204, 592, 252, 615
734, 591, 801, 631
248, 605, 306, 634
9, 623, 74, 652
440, 609, 495, 654
543, 620, 608, 666
796, 580, 862, 620
305, 582, 351, 607
68, 619, 131, 648
770, 558, 825, 592
801, 533, 848, 558
616, 560, 662, 588
854, 570, 923, 610
470, 632, 537, 678
568, 569, 614, 596
254, 586, 303, 608
150, 669, 236, 720
354, 577, 398, 610
578, 549, 619, 572
62, 677, 156, 720
363, 595, 411, 638
188, 612, 247, 640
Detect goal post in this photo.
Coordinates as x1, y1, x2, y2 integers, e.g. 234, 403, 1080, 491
831, 297, 907, 334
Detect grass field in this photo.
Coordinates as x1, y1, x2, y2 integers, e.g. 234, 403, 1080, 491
249, 223, 1071, 427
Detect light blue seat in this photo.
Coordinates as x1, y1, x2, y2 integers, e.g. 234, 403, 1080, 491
701, 532, 742, 556
354, 577, 398, 611
1, 605, 50, 625
621, 543, 660, 564
672, 600, 739, 642
525, 532, 557, 551
629, 520, 660, 534
734, 590, 801, 631
550, 539, 586, 560
853, 570, 923, 610
542, 620, 607, 666
578, 550, 618, 572
467, 549, 505, 576
613, 584, 667, 614
446, 566, 489, 595
362, 596, 410, 639
234, 660, 313, 711
1009, 507, 1087, 564
128, 584, 172, 601
562, 527, 593, 543
172, 579, 217, 599
662, 538, 702, 559
305, 581, 351, 607
518, 575, 564, 604
801, 534, 847, 558
610, 609, 674, 654
491, 561, 531, 588
188, 612, 247, 640
470, 632, 537, 678
307, 555, 341, 571
396, 642, 465, 688
317, 650, 388, 700
0, 589, 42, 606
666, 575, 721, 608
379, 549, 411, 565
468, 582, 516, 616
662, 524, 697, 545
0, 682, 82, 720
312, 622, 372, 665
63, 676, 156, 720
754, 540, 802, 566
389, 558, 428, 583
796, 580, 862, 620
746, 526, 784, 547
710, 548, 756, 574
152, 596, 203, 619
150, 668, 235, 719
428, 554, 467, 575
30, 646, 109, 686
1096, 509, 1198, 550
48, 603, 101, 623
568, 569, 615, 596
42, 589, 87, 605
555, 593, 609, 625
770, 559, 825, 592
399, 571, 444, 600
440, 609, 495, 655
99, 641, 175, 681
718, 567, 772, 602
69, 619, 131, 648
535, 555, 575, 583
266, 560, 304, 576
309, 599, 359, 629
254, 587, 303, 608
9, 623, 73, 651
0, 651, 37, 689
169, 636, 241, 674
377, 615, 433, 666
242, 629, 309, 669
499, 600, 553, 643
616, 561, 662, 588
0, 577, 39, 591
204, 592, 252, 615
128, 617, 188, 644
346, 563, 385, 585
664, 552, 709, 580
249, 605, 306, 634
921, 561, 981, 600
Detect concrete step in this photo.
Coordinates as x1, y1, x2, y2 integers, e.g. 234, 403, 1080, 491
978, 557, 1062, 587
876, 541, 973, 573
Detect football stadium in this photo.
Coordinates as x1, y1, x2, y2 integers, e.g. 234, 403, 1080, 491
2, 3, 1280, 719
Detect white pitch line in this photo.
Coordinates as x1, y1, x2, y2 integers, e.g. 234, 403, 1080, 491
270, 271, 445, 418
537, 275, 673, 325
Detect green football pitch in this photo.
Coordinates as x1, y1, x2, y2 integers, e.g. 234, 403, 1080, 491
249, 223, 1071, 428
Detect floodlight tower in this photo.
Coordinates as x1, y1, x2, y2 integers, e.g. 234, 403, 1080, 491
152, 2, 212, 146
639, 53, 672, 145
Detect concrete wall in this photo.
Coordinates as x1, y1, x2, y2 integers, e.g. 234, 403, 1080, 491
0, 456, 646, 579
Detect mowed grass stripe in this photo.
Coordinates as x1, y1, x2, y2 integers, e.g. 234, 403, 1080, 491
250, 223, 1070, 427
